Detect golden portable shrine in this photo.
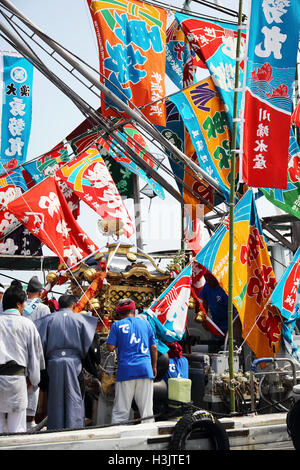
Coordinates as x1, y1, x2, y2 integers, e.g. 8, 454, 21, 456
45, 243, 172, 334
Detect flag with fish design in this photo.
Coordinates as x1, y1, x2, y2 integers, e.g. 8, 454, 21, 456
65, 113, 133, 199
145, 263, 191, 342
270, 247, 300, 361
196, 189, 282, 359
7, 176, 98, 267
56, 145, 135, 238
67, 112, 164, 199
87, 0, 167, 126
242, 0, 300, 188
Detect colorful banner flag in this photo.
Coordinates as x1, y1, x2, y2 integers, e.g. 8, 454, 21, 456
20, 144, 81, 220
7, 176, 98, 267
175, 11, 300, 218
292, 101, 300, 127
260, 132, 300, 219
242, 0, 300, 189
145, 263, 191, 344
155, 99, 185, 194
65, 115, 134, 199
170, 77, 240, 203
270, 247, 300, 361
22, 144, 70, 184
87, 0, 167, 126
100, 148, 134, 198
175, 13, 247, 146
166, 19, 194, 90
56, 145, 135, 238
196, 189, 282, 359
0, 53, 33, 168
97, 125, 165, 199
156, 99, 221, 215
0, 224, 42, 256
63, 106, 165, 200
184, 129, 222, 218
0, 168, 28, 240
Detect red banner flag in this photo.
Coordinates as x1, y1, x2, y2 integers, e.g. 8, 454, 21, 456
292, 102, 300, 127
7, 176, 98, 267
242, 0, 299, 188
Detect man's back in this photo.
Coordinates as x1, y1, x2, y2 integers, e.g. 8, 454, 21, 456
23, 299, 51, 323
36, 309, 97, 360
107, 316, 156, 381
34, 303, 98, 431
0, 310, 43, 376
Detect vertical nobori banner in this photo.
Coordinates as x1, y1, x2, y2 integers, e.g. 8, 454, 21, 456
242, 0, 300, 189
0, 53, 33, 169
87, 0, 167, 126
196, 189, 282, 360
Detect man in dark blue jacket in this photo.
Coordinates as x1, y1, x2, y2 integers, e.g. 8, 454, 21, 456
35, 294, 98, 430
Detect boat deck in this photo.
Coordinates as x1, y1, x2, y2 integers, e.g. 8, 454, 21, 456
0, 412, 294, 450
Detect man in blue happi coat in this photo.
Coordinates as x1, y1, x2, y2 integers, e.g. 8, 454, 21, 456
107, 298, 157, 424
35, 294, 98, 431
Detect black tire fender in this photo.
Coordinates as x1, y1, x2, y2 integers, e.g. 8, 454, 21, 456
169, 410, 230, 450
286, 399, 300, 449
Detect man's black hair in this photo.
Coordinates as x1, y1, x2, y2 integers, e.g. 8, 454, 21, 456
58, 294, 77, 310
27, 276, 43, 293
10, 279, 23, 290
3, 286, 26, 311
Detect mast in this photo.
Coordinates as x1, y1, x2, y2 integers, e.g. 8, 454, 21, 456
227, 0, 244, 414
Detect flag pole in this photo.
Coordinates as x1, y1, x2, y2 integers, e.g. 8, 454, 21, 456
227, 0, 244, 414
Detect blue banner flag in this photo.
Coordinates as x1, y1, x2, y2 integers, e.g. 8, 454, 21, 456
0, 53, 33, 168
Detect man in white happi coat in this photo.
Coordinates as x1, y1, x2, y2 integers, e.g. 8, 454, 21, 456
0, 286, 45, 433
23, 276, 51, 429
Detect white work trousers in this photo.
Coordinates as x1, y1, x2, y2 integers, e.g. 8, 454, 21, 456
0, 409, 26, 433
27, 386, 39, 417
111, 378, 154, 425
